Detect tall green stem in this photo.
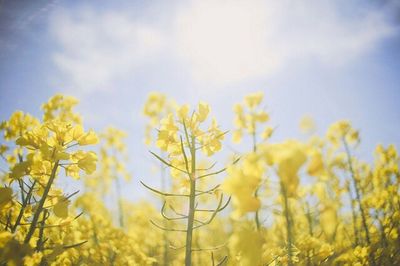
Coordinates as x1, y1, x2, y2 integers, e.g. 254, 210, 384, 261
115, 178, 124, 227
348, 185, 360, 247
343, 139, 375, 265
252, 130, 261, 231
185, 135, 196, 266
305, 203, 314, 266
282, 184, 293, 266
160, 154, 169, 266
12, 180, 36, 233
24, 160, 59, 244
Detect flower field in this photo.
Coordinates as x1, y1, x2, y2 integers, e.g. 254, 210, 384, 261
0, 92, 399, 266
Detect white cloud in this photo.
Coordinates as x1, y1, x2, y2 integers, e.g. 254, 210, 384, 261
175, 0, 277, 84
51, 8, 163, 93
175, 0, 396, 85
50, 1, 397, 91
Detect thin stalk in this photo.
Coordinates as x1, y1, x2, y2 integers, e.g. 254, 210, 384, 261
160, 153, 169, 266
305, 203, 313, 237
185, 135, 196, 266
90, 214, 100, 246
252, 130, 261, 231
305, 203, 314, 266
343, 139, 376, 266
375, 211, 391, 265
115, 178, 124, 227
4, 210, 12, 231
12, 180, 36, 233
254, 189, 261, 231
371, 180, 389, 255
281, 184, 293, 266
252, 130, 257, 153
24, 160, 59, 244
18, 179, 25, 203
36, 209, 48, 252
348, 183, 360, 247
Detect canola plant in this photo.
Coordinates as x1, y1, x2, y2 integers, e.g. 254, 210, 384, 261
0, 93, 399, 265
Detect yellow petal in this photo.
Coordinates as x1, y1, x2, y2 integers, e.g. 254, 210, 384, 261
0, 187, 12, 206
53, 197, 69, 218
77, 151, 97, 174
72, 125, 84, 140
197, 102, 210, 122
78, 130, 99, 146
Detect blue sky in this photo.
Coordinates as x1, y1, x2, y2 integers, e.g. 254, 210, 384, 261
1, 0, 399, 201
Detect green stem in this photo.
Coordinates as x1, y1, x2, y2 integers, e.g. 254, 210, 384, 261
24, 160, 59, 244
161, 153, 169, 266
185, 135, 196, 266
343, 139, 376, 266
305, 203, 314, 266
282, 184, 293, 266
254, 189, 261, 231
12, 180, 36, 233
115, 178, 124, 227
36, 209, 48, 252
348, 187, 360, 247
252, 130, 261, 231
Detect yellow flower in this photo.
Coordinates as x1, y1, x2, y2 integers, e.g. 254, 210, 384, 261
46, 120, 73, 145
23, 252, 43, 266
232, 92, 272, 145
320, 204, 338, 237
142, 92, 176, 145
0, 187, 12, 207
0, 144, 8, 155
196, 101, 210, 122
177, 104, 190, 121
0, 111, 39, 140
264, 140, 307, 197
0, 231, 12, 247
261, 126, 273, 140
254, 111, 269, 122
53, 196, 70, 219
9, 161, 31, 179
327, 120, 359, 147
72, 151, 98, 174
78, 130, 99, 146
307, 150, 324, 176
16, 129, 45, 149
41, 94, 81, 123
70, 124, 99, 145
201, 118, 224, 156
102, 127, 127, 151
232, 130, 242, 143
299, 115, 316, 134
156, 114, 179, 152
143, 92, 167, 117
30, 157, 52, 178
230, 223, 263, 266
65, 164, 80, 180
71, 124, 85, 140
222, 153, 263, 217
244, 91, 264, 109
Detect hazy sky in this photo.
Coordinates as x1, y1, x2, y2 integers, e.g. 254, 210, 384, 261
0, 0, 399, 200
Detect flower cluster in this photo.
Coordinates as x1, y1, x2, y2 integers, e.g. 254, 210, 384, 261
232, 91, 272, 144
1, 91, 400, 266
0, 94, 98, 265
